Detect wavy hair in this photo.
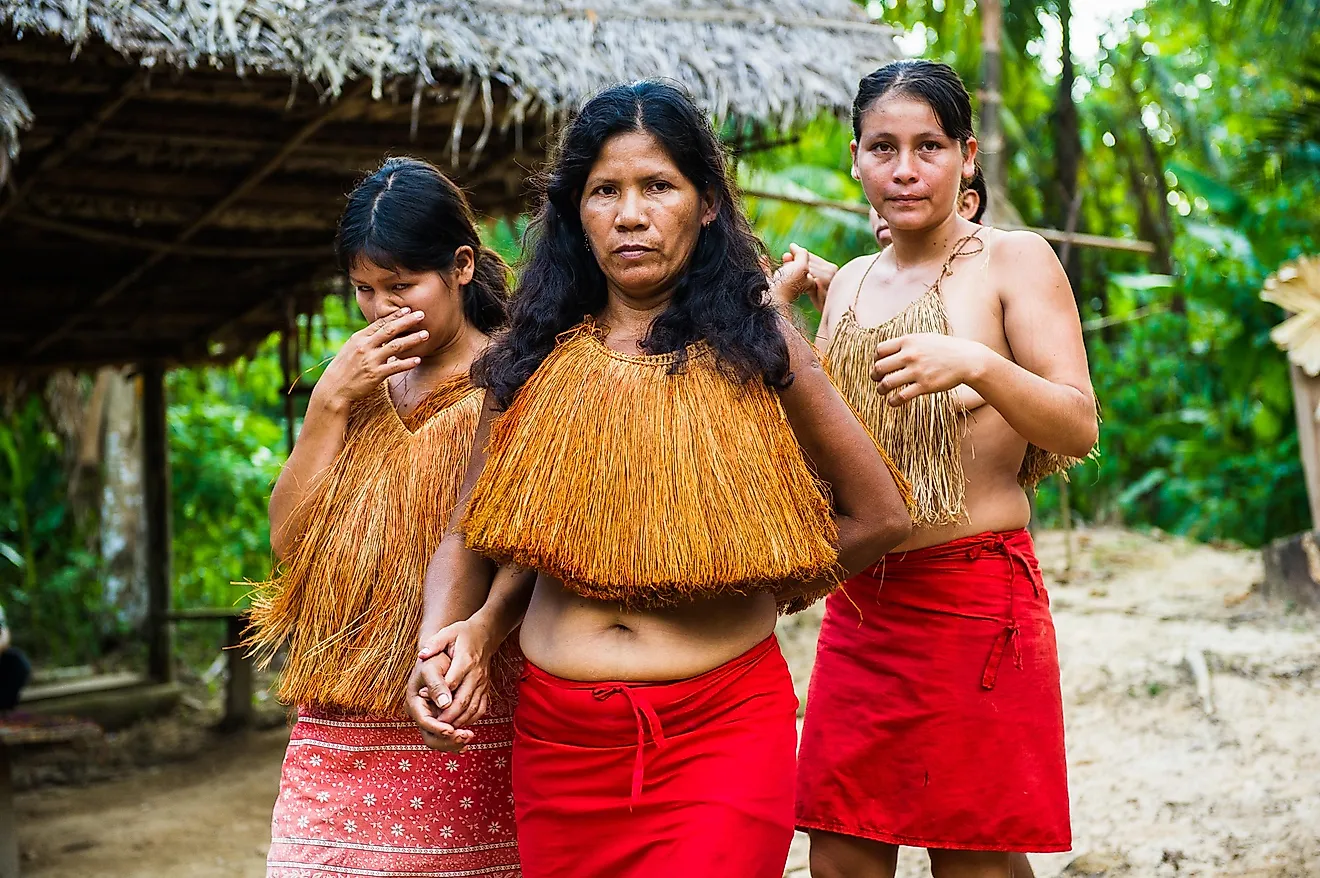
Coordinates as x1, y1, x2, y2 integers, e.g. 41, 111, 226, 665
473, 80, 789, 408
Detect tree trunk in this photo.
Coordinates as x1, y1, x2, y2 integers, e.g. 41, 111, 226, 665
978, 0, 1005, 219
99, 367, 147, 637
1053, 0, 1085, 307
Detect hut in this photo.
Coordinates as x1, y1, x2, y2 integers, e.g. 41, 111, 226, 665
0, 1, 903, 714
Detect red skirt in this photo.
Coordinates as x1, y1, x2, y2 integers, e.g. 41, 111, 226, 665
267, 645, 523, 877
513, 636, 798, 878
796, 529, 1071, 852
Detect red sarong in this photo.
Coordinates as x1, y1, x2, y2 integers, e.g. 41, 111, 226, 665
796, 529, 1071, 852
513, 636, 798, 878
267, 647, 522, 877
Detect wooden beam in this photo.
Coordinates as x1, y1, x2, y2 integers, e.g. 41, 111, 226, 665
0, 71, 148, 225
142, 362, 173, 684
10, 213, 330, 259
741, 188, 1157, 254
28, 79, 372, 358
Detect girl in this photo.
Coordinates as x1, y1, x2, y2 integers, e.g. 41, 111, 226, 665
247, 158, 521, 878
795, 61, 1097, 878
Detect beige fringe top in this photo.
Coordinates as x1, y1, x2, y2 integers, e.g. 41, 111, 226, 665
461, 320, 856, 614
823, 232, 1091, 529
245, 377, 483, 717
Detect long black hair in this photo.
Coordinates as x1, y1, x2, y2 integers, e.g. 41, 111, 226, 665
473, 80, 788, 409
852, 60, 975, 146
335, 157, 509, 334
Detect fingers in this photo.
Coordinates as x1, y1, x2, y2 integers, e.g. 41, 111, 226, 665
418, 624, 461, 662
443, 645, 475, 691
367, 307, 427, 343
382, 330, 430, 358
441, 675, 488, 728
451, 693, 489, 731
790, 243, 811, 268
873, 366, 916, 394
418, 657, 452, 711
874, 336, 906, 360
381, 356, 422, 378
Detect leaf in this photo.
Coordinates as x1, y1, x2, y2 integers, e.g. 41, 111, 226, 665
0, 541, 22, 569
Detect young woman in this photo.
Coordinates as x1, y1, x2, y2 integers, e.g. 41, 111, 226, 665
403, 80, 912, 878
247, 158, 521, 878
794, 61, 1098, 878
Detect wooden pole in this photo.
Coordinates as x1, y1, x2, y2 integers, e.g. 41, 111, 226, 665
1289, 363, 1320, 527
739, 189, 1155, 254
142, 362, 173, 684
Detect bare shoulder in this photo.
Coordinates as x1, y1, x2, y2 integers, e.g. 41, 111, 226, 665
832, 252, 882, 288
983, 228, 1062, 272
819, 253, 878, 334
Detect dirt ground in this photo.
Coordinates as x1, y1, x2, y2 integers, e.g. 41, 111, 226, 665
15, 527, 1320, 877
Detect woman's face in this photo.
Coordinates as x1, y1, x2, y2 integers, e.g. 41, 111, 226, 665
579, 131, 717, 307
851, 95, 977, 235
349, 249, 475, 356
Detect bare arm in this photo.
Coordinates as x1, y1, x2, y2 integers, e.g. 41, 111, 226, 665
777, 317, 912, 598
405, 397, 506, 749
985, 232, 1098, 456
269, 308, 431, 559
872, 232, 1097, 459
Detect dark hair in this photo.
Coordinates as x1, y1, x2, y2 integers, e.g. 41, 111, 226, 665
335, 157, 509, 334
852, 60, 975, 145
964, 168, 988, 222
473, 80, 789, 409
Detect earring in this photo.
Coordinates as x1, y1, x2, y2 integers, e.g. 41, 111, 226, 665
583, 233, 591, 251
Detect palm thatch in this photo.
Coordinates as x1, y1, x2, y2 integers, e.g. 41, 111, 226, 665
0, 68, 30, 182
1, 0, 901, 174
1263, 255, 1320, 376
0, 1, 902, 370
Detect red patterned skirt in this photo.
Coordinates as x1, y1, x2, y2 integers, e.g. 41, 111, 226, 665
267, 659, 521, 877
796, 529, 1071, 853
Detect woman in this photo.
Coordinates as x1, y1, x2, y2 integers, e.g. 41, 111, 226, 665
793, 61, 1098, 878
404, 81, 911, 878
246, 158, 521, 878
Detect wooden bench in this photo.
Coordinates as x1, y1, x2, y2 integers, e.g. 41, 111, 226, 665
166, 608, 255, 731
0, 714, 102, 878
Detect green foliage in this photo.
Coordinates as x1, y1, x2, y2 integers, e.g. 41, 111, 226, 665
6, 0, 1320, 668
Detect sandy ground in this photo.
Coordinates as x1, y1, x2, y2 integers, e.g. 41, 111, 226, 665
15, 527, 1320, 877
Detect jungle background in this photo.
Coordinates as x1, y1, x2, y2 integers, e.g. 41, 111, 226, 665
2, 0, 1317, 725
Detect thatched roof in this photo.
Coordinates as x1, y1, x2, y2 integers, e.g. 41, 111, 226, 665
0, 1, 902, 370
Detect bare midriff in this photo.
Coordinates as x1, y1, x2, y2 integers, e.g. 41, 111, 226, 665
519, 577, 777, 682
897, 392, 1030, 552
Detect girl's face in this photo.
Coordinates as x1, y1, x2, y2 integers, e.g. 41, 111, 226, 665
851, 94, 977, 235
349, 249, 475, 356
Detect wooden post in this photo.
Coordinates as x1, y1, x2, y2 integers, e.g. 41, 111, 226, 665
1261, 365, 1320, 608
0, 743, 16, 878
1289, 363, 1320, 527
222, 613, 254, 731
142, 363, 173, 684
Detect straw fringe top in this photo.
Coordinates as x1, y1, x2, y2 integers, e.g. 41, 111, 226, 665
461, 320, 842, 613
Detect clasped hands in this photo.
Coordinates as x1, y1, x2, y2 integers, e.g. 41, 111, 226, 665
405, 616, 498, 753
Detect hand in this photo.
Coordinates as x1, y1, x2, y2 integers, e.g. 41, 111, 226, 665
768, 244, 815, 306
800, 249, 838, 313
418, 617, 497, 732
404, 652, 473, 753
313, 308, 430, 408
871, 333, 990, 405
